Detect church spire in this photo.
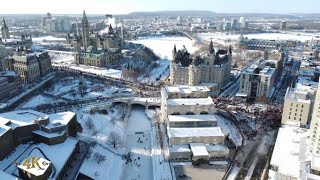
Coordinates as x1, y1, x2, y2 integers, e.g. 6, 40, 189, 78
82, 10, 88, 24
3, 18, 7, 28
209, 40, 214, 54
172, 44, 177, 57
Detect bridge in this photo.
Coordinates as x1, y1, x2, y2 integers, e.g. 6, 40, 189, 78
112, 97, 161, 107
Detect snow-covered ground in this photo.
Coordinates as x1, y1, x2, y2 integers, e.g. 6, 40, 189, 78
49, 52, 122, 78
216, 115, 243, 147
79, 145, 124, 180
21, 95, 55, 108
138, 59, 170, 85
76, 104, 127, 179
130, 36, 199, 60
199, 31, 317, 45
45, 76, 123, 100
32, 36, 66, 43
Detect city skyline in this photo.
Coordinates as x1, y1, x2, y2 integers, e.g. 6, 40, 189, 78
0, 0, 319, 15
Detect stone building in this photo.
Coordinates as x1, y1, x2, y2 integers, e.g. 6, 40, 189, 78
5, 49, 52, 83
169, 41, 232, 91
0, 71, 21, 101
13, 53, 41, 83
1, 18, 10, 40
66, 11, 123, 67
239, 36, 286, 50
37, 51, 52, 76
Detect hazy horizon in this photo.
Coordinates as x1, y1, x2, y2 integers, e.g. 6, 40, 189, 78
0, 0, 319, 15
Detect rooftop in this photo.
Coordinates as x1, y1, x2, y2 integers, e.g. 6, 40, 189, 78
169, 145, 191, 153
168, 114, 218, 122
165, 86, 210, 94
169, 127, 224, 138
270, 125, 310, 179
190, 143, 209, 157
167, 97, 213, 106
0, 110, 48, 129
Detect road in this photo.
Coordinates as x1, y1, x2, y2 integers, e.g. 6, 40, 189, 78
219, 57, 263, 98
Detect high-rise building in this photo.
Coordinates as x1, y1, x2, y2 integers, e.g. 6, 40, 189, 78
239, 65, 276, 100
310, 81, 320, 155
281, 85, 315, 127
1, 18, 10, 40
280, 21, 287, 30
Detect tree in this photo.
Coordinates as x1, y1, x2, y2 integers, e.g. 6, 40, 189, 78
84, 117, 95, 130
93, 152, 106, 164
109, 131, 122, 148
110, 116, 117, 126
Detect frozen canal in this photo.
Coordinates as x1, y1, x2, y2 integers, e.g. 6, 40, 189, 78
123, 106, 153, 180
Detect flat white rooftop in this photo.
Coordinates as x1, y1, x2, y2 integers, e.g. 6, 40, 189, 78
165, 86, 210, 93
168, 114, 217, 122
0, 110, 48, 129
169, 145, 191, 153
167, 97, 213, 106
270, 125, 310, 179
169, 127, 224, 138
190, 143, 209, 157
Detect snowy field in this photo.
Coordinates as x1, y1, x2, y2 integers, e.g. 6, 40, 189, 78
49, 53, 122, 78
199, 32, 317, 45
32, 36, 66, 43
138, 59, 170, 85
44, 76, 123, 100
76, 104, 127, 179
130, 36, 199, 60
21, 95, 57, 108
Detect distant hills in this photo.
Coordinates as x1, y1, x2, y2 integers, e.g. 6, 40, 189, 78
127, 10, 216, 17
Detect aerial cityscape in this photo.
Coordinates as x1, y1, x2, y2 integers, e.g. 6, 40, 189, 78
1, 0, 320, 180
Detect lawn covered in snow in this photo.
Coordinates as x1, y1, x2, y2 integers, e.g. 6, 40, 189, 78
76, 104, 128, 179
21, 95, 55, 108
130, 36, 199, 60
44, 76, 122, 100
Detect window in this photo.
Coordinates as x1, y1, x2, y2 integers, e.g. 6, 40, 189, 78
291, 103, 293, 106
299, 118, 302, 121
302, 105, 304, 108
289, 116, 291, 119
289, 112, 291, 115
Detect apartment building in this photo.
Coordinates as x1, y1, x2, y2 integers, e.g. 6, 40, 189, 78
239, 65, 276, 100
281, 85, 315, 127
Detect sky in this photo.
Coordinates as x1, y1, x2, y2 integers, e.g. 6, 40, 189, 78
0, 0, 319, 14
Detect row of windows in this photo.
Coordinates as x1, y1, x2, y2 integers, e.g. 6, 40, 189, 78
290, 103, 304, 108
288, 116, 302, 121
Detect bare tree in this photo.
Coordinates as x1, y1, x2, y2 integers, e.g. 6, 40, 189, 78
93, 152, 106, 164
109, 131, 122, 148
84, 117, 95, 130
110, 116, 117, 126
